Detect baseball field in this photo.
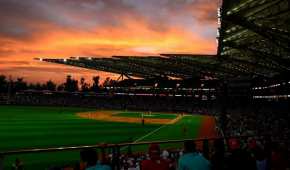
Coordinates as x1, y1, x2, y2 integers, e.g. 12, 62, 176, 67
0, 105, 217, 169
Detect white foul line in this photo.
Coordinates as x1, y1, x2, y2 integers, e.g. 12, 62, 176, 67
133, 115, 182, 143
120, 115, 183, 151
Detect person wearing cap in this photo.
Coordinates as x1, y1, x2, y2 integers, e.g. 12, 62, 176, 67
140, 143, 169, 170
177, 140, 210, 170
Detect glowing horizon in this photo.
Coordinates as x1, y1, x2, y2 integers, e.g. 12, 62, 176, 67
0, 0, 218, 83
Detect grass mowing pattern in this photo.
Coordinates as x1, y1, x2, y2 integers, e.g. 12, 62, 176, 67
0, 106, 160, 151
129, 115, 204, 151
0, 106, 203, 169
0, 106, 160, 169
140, 115, 203, 141
113, 112, 177, 119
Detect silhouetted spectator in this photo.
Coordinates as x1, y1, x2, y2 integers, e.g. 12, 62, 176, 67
177, 140, 210, 170
254, 147, 267, 170
228, 139, 257, 170
271, 144, 288, 170
141, 143, 169, 170
80, 148, 111, 170
210, 139, 225, 170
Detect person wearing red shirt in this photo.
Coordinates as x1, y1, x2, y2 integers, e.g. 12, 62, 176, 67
141, 143, 169, 170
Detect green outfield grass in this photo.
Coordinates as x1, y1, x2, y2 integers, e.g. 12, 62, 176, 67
0, 106, 204, 169
113, 112, 178, 119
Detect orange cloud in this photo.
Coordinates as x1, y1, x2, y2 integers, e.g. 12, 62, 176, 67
0, 0, 218, 83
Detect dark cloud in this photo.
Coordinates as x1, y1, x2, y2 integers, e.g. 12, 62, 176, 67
0, 0, 47, 38
0, 0, 218, 39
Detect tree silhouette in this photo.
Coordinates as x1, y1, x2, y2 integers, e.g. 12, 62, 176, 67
64, 75, 78, 92
0, 74, 114, 93
80, 77, 90, 92
103, 77, 111, 87
35, 83, 43, 91
14, 78, 27, 92
27, 83, 35, 90
45, 80, 57, 91
91, 76, 100, 92
57, 84, 65, 91
103, 77, 117, 87
0, 75, 7, 93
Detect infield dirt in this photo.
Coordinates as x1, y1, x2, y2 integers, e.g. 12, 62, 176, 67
77, 111, 181, 124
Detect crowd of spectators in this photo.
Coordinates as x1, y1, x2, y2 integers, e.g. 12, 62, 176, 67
222, 101, 290, 145
216, 100, 290, 170
38, 136, 289, 170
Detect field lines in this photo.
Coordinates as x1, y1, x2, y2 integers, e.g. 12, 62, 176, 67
119, 115, 204, 152
0, 106, 211, 169
133, 115, 182, 143
120, 116, 179, 151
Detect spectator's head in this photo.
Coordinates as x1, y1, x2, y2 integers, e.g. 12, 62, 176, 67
184, 140, 196, 153
247, 138, 257, 150
80, 148, 98, 168
162, 150, 169, 159
228, 138, 240, 151
148, 143, 161, 160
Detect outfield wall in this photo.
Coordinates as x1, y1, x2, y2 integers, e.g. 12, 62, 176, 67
11, 93, 218, 113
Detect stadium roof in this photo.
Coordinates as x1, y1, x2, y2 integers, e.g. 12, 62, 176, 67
218, 0, 290, 78
39, 55, 227, 79
38, 0, 290, 80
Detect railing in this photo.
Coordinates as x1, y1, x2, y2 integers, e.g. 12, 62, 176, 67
0, 135, 263, 170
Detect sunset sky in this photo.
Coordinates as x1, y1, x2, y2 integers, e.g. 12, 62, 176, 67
0, 0, 219, 84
